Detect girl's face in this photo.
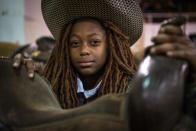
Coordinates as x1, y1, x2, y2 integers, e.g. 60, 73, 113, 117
69, 20, 108, 77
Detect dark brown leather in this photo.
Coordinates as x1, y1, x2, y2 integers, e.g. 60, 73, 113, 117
125, 55, 189, 131
0, 57, 125, 131
0, 56, 195, 131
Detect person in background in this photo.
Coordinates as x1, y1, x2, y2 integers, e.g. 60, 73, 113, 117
11, 36, 55, 68
32, 36, 56, 67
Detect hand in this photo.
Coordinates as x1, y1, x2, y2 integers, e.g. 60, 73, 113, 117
150, 25, 196, 72
13, 53, 42, 78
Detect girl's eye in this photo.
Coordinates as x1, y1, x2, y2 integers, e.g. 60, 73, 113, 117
70, 41, 80, 47
90, 40, 101, 46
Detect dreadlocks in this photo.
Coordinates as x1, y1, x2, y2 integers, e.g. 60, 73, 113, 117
43, 19, 136, 109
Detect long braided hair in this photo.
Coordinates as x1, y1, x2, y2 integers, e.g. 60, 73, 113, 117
43, 18, 136, 109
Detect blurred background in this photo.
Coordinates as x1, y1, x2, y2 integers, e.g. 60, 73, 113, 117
0, 0, 196, 63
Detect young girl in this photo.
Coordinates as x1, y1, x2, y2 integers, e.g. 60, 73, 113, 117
40, 0, 143, 109
5, 0, 195, 130
42, 17, 138, 108
13, 0, 196, 111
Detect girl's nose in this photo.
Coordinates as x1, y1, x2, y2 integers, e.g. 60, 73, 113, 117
80, 43, 89, 56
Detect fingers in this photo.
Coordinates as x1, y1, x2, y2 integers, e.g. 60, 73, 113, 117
12, 53, 43, 78
24, 59, 35, 78
150, 43, 189, 55
151, 34, 192, 46
166, 49, 190, 58
26, 60, 43, 78
166, 48, 196, 72
159, 25, 184, 36
13, 53, 23, 68
150, 43, 196, 71
34, 62, 43, 75
152, 25, 194, 49
12, 53, 34, 78
153, 25, 186, 45
150, 24, 196, 72
152, 34, 176, 44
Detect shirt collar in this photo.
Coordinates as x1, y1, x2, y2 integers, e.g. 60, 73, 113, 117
77, 77, 102, 99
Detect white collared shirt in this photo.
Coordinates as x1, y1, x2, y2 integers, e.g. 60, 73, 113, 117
77, 77, 102, 99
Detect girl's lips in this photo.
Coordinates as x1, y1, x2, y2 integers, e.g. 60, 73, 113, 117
78, 61, 94, 67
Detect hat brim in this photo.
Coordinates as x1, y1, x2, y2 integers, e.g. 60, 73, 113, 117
41, 0, 143, 46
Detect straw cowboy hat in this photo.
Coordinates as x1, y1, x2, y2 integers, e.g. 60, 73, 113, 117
41, 0, 143, 45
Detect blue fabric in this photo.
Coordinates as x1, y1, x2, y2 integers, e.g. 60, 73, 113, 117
77, 77, 102, 99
